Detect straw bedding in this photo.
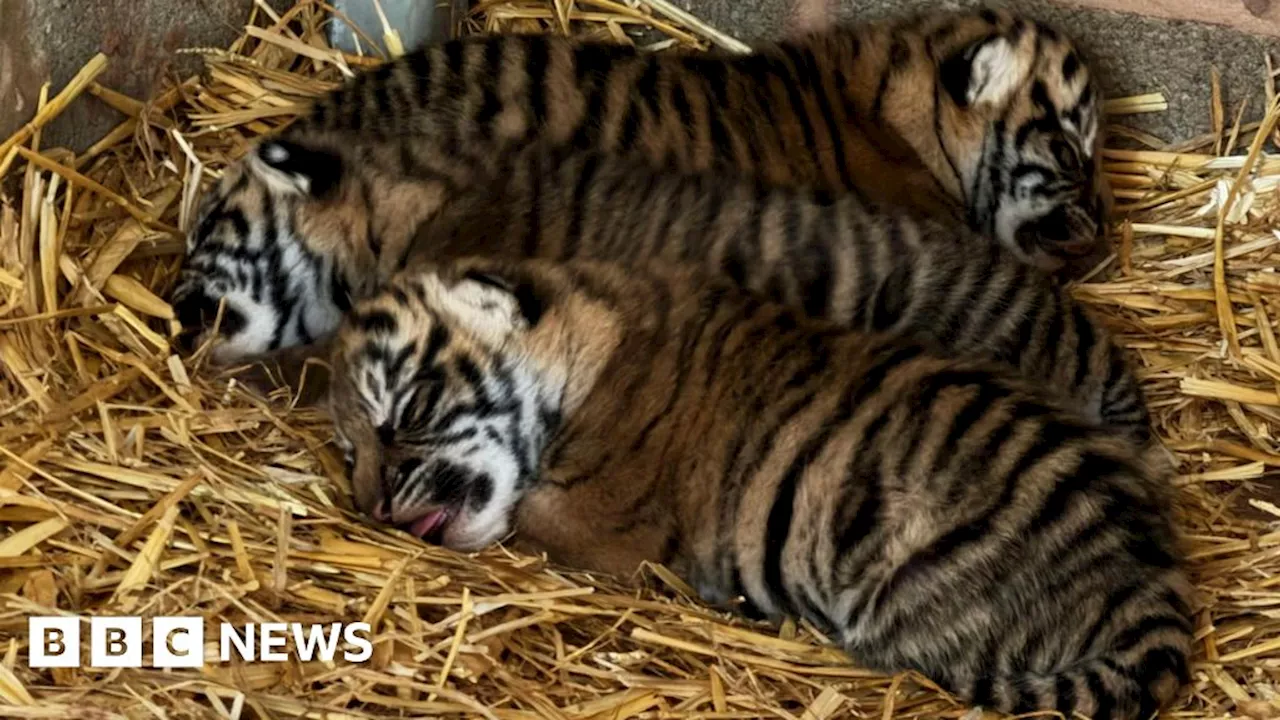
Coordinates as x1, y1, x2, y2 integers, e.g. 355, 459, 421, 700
2, 2, 1280, 718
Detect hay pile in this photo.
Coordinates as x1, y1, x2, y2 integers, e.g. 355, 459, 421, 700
2, 2, 1280, 717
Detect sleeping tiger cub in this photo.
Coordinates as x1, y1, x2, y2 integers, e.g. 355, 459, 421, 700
178, 142, 1147, 440
329, 257, 1191, 720
173, 6, 1109, 361
300, 6, 1107, 264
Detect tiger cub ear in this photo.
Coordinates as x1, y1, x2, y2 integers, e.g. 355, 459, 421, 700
460, 269, 544, 327
248, 139, 344, 197
939, 34, 1032, 108
426, 267, 543, 348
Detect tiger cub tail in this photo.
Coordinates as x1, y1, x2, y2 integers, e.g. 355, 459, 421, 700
971, 582, 1192, 719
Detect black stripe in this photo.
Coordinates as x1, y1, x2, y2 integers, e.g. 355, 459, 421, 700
1028, 452, 1122, 531
1055, 673, 1079, 717
850, 212, 875, 328
1111, 614, 1192, 654
636, 54, 662, 115
671, 75, 695, 153
1014, 683, 1040, 714
418, 323, 450, 370
699, 62, 735, 158
868, 259, 910, 333
970, 674, 994, 707
525, 37, 549, 132
260, 193, 294, 351
785, 44, 852, 190
407, 48, 432, 107
799, 229, 832, 319
1123, 525, 1178, 570
438, 43, 466, 156
883, 419, 1068, 592
355, 309, 397, 334
1062, 51, 1080, 83
833, 412, 888, 556
978, 114, 1010, 233
569, 44, 621, 149
475, 41, 505, 139
1071, 304, 1097, 389
225, 207, 250, 246
1136, 646, 1188, 718
771, 50, 818, 162
762, 381, 858, 612
848, 344, 926, 408
1083, 668, 1115, 720
970, 263, 1026, 347
1002, 280, 1047, 368
716, 383, 823, 602
935, 382, 1008, 467
870, 35, 909, 120
618, 89, 644, 151
330, 270, 352, 313
1138, 644, 1190, 687
522, 157, 544, 257
561, 153, 599, 259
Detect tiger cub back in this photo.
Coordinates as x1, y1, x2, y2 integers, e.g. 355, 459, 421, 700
174, 6, 1108, 356
417, 145, 1144, 438
175, 6, 1109, 365
302, 7, 1104, 265
188, 141, 1146, 440
329, 257, 1191, 720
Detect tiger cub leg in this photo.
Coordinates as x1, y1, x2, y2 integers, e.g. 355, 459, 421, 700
219, 338, 335, 407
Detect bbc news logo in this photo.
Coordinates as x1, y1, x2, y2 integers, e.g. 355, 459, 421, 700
28, 616, 373, 668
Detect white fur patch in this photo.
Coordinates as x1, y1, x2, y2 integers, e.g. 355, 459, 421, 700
261, 142, 290, 164
966, 37, 1033, 107
418, 274, 527, 349
246, 144, 310, 196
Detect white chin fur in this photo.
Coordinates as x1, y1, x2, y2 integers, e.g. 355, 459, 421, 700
210, 292, 281, 364
439, 462, 522, 552
407, 436, 526, 553
442, 512, 511, 552
994, 211, 1030, 261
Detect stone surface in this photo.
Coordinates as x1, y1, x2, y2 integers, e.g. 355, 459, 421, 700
686, 0, 1280, 144
0, 0, 271, 153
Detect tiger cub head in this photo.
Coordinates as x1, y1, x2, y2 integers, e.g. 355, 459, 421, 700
171, 137, 443, 364
328, 260, 619, 551
911, 10, 1109, 268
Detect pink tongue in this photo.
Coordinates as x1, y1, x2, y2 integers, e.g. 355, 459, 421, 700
409, 510, 448, 538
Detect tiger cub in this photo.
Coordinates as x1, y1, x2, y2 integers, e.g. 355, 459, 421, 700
300, 6, 1107, 263
329, 257, 1191, 720
177, 143, 1148, 440
174, 7, 1109, 359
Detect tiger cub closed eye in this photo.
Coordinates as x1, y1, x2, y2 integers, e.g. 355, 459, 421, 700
330, 258, 1190, 720
174, 6, 1108, 363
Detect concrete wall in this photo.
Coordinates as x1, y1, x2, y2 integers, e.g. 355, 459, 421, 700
0, 0, 270, 152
